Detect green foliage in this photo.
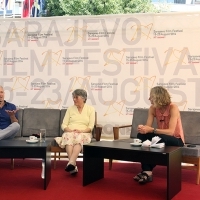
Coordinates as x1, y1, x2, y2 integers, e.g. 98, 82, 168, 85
45, 0, 168, 16
87, 0, 123, 15
121, 0, 159, 13
59, 0, 90, 15
46, 0, 65, 16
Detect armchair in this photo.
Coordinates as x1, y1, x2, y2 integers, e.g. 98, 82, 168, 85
110, 108, 156, 170
111, 108, 200, 185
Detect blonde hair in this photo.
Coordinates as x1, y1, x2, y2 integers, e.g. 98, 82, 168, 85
150, 86, 171, 108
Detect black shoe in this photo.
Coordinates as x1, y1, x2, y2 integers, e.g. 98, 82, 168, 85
65, 163, 75, 172
133, 172, 143, 181
70, 166, 78, 175
138, 172, 153, 184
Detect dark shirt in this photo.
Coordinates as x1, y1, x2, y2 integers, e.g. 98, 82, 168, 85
0, 101, 18, 129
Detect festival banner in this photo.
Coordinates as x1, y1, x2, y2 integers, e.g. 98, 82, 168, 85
0, 12, 200, 138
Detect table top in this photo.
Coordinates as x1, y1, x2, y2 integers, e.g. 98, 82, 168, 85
84, 140, 181, 154
0, 138, 52, 148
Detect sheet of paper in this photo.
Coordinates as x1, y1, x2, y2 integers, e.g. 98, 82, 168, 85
142, 136, 165, 148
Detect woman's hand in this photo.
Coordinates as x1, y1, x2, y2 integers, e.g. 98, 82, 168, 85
137, 125, 153, 134
73, 129, 82, 133
137, 125, 143, 132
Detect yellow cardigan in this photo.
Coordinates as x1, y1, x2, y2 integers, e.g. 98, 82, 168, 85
61, 104, 95, 132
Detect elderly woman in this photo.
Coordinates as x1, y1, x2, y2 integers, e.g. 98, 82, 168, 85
134, 86, 185, 184
60, 89, 95, 175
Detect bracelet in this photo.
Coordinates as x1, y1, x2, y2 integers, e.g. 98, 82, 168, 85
153, 128, 157, 134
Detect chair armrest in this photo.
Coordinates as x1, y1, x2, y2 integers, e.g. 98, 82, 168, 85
94, 124, 102, 141
113, 125, 132, 140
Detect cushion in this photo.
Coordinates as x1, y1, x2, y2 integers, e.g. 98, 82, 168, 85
182, 144, 200, 157
16, 109, 23, 137
180, 111, 200, 144
22, 108, 61, 137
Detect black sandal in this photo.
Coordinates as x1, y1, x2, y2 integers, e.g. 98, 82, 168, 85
65, 163, 75, 172
138, 172, 153, 184
70, 166, 78, 175
133, 172, 143, 181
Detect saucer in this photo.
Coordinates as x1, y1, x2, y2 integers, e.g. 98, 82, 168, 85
130, 142, 142, 146
26, 139, 39, 143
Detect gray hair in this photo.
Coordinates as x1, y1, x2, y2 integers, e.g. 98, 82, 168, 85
72, 89, 87, 103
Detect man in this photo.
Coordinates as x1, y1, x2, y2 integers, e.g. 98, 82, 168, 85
0, 85, 20, 140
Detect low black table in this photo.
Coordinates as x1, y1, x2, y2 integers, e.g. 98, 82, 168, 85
83, 140, 181, 200
0, 138, 51, 190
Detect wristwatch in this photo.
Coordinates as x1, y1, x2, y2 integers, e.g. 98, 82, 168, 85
153, 128, 157, 134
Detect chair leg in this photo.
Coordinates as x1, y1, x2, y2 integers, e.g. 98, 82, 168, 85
95, 127, 102, 141
196, 158, 200, 185
110, 127, 120, 169
109, 159, 112, 170
54, 152, 57, 170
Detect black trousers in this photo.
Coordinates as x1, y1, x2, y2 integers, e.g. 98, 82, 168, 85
137, 132, 184, 171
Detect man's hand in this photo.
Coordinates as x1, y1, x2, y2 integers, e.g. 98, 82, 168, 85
5, 109, 19, 123
5, 109, 18, 116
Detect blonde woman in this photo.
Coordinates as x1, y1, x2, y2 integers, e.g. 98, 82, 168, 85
134, 86, 185, 184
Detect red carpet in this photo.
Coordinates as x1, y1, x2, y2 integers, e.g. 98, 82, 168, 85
0, 159, 199, 200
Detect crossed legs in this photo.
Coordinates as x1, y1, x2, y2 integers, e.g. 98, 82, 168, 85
65, 144, 81, 175
66, 143, 82, 165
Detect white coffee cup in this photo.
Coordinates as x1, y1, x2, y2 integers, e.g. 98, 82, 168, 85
29, 136, 37, 141
133, 138, 142, 143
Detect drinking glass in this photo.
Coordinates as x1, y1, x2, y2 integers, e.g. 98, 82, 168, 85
40, 129, 46, 142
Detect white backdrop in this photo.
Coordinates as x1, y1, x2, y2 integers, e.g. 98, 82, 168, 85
0, 12, 200, 138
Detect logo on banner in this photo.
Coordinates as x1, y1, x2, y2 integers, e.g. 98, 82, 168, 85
42, 50, 62, 66
70, 76, 91, 92
7, 28, 26, 43
42, 98, 62, 109
104, 100, 126, 116
164, 47, 188, 66
66, 26, 87, 42
11, 76, 30, 91
134, 76, 156, 92
131, 23, 153, 41
104, 49, 126, 66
